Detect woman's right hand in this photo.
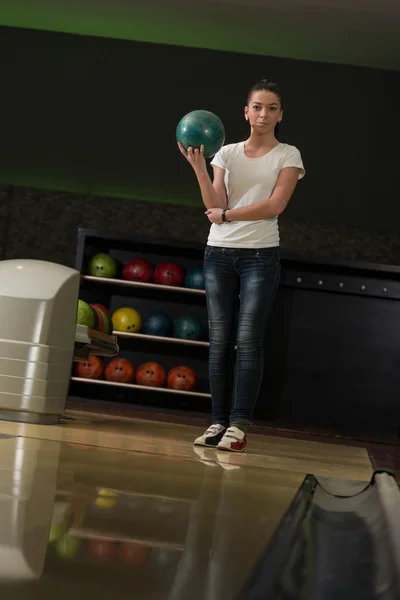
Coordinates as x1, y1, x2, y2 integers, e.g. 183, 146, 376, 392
177, 142, 207, 174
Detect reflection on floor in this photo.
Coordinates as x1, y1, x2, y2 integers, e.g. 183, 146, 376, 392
0, 415, 373, 599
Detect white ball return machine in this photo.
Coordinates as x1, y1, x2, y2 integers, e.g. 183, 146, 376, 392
0, 259, 118, 425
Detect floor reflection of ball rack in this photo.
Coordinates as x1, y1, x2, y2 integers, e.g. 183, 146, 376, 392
68, 527, 185, 552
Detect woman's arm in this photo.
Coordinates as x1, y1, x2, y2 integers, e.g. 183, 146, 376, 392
225, 167, 300, 221
196, 165, 227, 210
178, 143, 227, 210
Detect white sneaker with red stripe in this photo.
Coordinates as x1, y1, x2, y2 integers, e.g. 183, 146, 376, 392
217, 426, 247, 452
193, 424, 227, 447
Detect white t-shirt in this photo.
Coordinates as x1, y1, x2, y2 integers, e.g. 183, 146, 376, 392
208, 141, 305, 248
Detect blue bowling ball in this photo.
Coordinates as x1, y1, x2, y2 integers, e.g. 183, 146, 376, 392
142, 312, 172, 337
173, 316, 202, 341
184, 267, 205, 290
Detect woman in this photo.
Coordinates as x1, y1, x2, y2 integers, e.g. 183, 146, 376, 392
178, 79, 305, 452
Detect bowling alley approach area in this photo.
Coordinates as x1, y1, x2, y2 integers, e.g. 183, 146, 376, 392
0, 412, 399, 599
0, 227, 399, 599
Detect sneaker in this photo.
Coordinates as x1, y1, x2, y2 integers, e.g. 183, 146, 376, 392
193, 424, 227, 448
217, 426, 247, 452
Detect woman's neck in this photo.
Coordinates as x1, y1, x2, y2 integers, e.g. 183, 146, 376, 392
245, 130, 278, 150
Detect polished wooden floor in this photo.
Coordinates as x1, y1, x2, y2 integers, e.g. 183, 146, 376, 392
0, 414, 373, 599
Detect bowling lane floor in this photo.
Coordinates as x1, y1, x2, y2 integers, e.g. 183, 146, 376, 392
0, 414, 373, 600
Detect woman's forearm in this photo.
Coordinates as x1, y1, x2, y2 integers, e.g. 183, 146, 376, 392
196, 171, 227, 210
226, 199, 278, 221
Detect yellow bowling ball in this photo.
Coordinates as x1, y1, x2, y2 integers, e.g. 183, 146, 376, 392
96, 488, 118, 509
111, 307, 142, 333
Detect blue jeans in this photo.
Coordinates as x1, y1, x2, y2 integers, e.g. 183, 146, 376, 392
203, 245, 280, 429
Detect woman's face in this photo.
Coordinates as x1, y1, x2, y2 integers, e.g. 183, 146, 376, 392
245, 90, 283, 134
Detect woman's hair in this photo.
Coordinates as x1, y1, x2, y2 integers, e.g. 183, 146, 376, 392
247, 79, 283, 107
246, 79, 282, 138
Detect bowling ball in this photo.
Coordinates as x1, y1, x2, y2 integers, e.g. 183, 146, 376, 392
92, 303, 110, 315
91, 305, 113, 334
122, 258, 153, 283
89, 539, 116, 563
173, 316, 202, 340
76, 300, 95, 328
103, 312, 113, 335
56, 535, 81, 559
104, 358, 135, 383
95, 488, 119, 509
91, 304, 105, 332
74, 356, 104, 379
167, 366, 197, 391
176, 110, 225, 158
112, 307, 142, 333
136, 362, 166, 388
120, 542, 151, 567
49, 503, 72, 543
87, 253, 117, 278
153, 262, 184, 287
142, 312, 172, 337
184, 266, 205, 290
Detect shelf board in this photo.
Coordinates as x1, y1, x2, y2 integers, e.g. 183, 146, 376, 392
115, 331, 209, 347
71, 377, 211, 399
82, 275, 206, 296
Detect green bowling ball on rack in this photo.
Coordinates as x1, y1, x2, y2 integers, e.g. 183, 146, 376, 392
142, 312, 172, 337
173, 316, 202, 341
76, 300, 95, 328
184, 267, 205, 290
87, 253, 117, 278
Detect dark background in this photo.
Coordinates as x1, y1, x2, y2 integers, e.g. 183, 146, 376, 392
0, 24, 399, 439
0, 24, 399, 268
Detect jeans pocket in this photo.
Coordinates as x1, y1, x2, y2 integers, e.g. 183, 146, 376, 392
255, 248, 280, 265
204, 246, 214, 259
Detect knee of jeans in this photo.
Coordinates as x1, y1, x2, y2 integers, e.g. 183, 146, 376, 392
236, 331, 263, 353
209, 319, 234, 347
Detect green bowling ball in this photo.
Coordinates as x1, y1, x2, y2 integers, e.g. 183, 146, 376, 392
56, 535, 81, 559
76, 300, 95, 328
88, 253, 117, 278
173, 315, 202, 341
176, 110, 225, 158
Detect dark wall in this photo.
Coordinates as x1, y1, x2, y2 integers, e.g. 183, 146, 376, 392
1, 184, 399, 268
1, 25, 400, 232
0, 25, 399, 266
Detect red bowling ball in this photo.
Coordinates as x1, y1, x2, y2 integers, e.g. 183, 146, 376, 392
104, 358, 135, 383
167, 366, 197, 391
153, 262, 184, 287
136, 362, 166, 388
88, 539, 116, 563
74, 356, 104, 380
122, 258, 153, 283
120, 541, 151, 566
92, 303, 109, 315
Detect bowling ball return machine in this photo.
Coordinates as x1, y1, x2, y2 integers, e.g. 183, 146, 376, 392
0, 259, 118, 425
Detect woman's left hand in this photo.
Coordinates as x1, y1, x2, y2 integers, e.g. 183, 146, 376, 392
205, 208, 224, 225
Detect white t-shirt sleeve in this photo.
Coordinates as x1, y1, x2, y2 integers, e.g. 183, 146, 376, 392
282, 145, 305, 179
210, 146, 227, 170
